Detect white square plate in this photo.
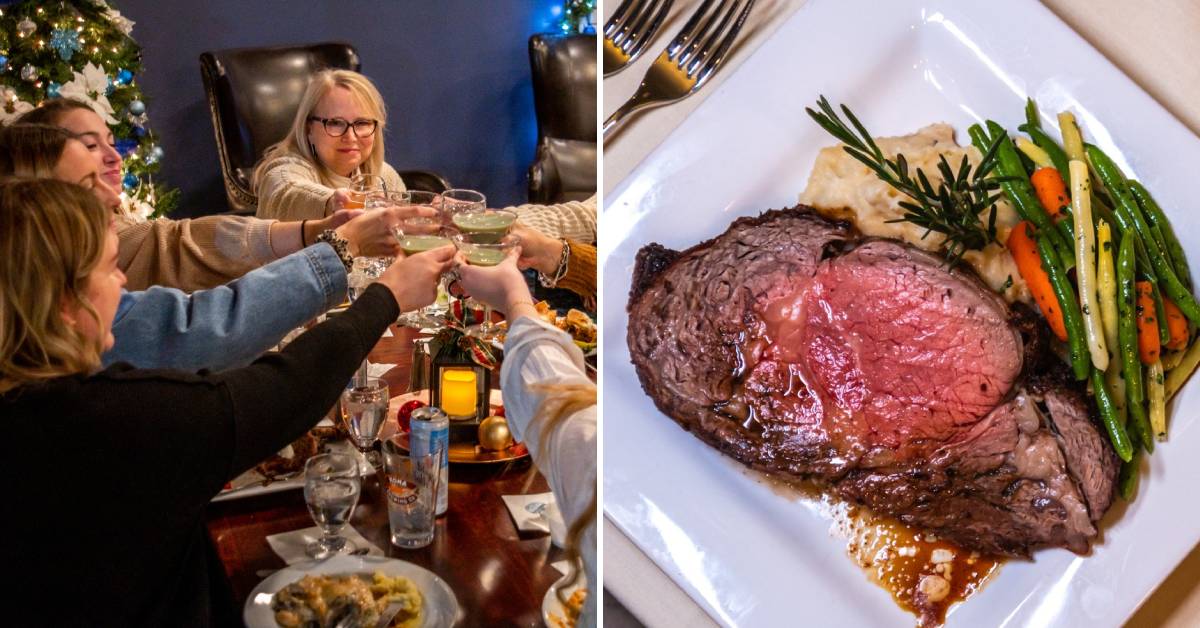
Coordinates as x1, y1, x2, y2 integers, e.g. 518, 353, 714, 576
600, 0, 1200, 625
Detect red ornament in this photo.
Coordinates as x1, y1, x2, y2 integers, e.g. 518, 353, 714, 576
397, 399, 426, 433
494, 404, 505, 417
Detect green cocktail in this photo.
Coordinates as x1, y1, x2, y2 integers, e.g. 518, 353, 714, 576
451, 211, 516, 244
399, 234, 451, 256
464, 247, 506, 266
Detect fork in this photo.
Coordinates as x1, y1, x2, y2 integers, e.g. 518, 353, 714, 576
603, 0, 757, 139
603, 0, 675, 76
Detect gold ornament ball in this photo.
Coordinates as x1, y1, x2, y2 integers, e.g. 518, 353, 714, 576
478, 416, 513, 451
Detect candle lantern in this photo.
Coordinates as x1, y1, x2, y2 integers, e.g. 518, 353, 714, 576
430, 343, 491, 423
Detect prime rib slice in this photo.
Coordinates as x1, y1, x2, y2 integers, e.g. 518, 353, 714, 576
626, 206, 1118, 557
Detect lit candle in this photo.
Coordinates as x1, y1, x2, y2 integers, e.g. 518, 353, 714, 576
440, 368, 478, 418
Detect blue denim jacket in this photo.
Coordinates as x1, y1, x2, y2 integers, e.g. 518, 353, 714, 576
103, 244, 348, 371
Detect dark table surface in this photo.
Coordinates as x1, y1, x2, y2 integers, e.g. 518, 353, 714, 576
205, 324, 564, 627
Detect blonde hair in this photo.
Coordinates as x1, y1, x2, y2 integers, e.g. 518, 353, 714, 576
253, 69, 389, 187
531, 382, 598, 607
0, 179, 109, 393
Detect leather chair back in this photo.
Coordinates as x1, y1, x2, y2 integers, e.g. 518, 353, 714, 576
527, 34, 597, 204
200, 43, 360, 213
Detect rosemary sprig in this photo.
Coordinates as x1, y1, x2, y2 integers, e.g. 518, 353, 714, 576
805, 96, 1009, 267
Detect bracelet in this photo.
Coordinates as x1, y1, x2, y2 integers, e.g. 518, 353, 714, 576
538, 239, 571, 288
315, 229, 354, 272
507, 299, 537, 312
300, 220, 309, 247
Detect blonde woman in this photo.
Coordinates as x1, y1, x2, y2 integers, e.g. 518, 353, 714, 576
456, 250, 597, 627
253, 69, 407, 220
1, 178, 454, 626
7, 108, 419, 291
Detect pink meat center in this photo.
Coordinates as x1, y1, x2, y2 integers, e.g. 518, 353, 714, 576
758, 251, 1022, 453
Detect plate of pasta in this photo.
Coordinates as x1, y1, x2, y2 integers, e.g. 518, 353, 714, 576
243, 555, 460, 628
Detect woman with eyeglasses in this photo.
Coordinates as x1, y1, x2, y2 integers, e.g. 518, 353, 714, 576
253, 69, 407, 221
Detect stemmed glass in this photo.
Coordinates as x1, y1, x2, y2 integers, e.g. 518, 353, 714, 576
451, 231, 522, 341
303, 453, 361, 558
341, 377, 389, 467
393, 190, 454, 329
348, 173, 387, 209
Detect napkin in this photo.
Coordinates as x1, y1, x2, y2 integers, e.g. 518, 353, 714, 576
551, 560, 572, 576
266, 526, 384, 565
502, 491, 565, 547
381, 327, 394, 338
366, 362, 397, 379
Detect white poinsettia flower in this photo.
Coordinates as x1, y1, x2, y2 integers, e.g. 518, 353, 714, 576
104, 7, 136, 36
0, 87, 34, 123
58, 63, 118, 124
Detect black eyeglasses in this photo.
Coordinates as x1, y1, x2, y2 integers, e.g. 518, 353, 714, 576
307, 116, 379, 138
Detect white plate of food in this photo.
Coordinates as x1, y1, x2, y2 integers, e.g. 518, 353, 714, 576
214, 427, 373, 502
243, 555, 461, 628
542, 572, 587, 628
601, 0, 1200, 626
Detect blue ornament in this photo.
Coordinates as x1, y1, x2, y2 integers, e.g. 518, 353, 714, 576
133, 126, 147, 138
46, 81, 61, 98
115, 138, 138, 157
105, 76, 114, 95
0, 55, 8, 72
123, 173, 139, 190
128, 99, 145, 116
116, 69, 133, 85
50, 28, 82, 62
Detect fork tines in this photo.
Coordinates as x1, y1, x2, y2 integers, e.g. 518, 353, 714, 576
668, 0, 757, 82
604, 0, 675, 75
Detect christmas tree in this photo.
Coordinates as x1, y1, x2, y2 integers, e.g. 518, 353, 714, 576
0, 0, 177, 217
557, 0, 596, 34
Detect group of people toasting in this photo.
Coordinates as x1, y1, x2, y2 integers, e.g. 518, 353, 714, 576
0, 68, 596, 626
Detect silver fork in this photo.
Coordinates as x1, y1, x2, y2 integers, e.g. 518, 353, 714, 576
603, 0, 675, 76
603, 0, 757, 138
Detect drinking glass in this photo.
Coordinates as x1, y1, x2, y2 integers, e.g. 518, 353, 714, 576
347, 173, 387, 209
451, 232, 522, 340
437, 188, 486, 220
393, 190, 454, 329
303, 453, 361, 558
383, 437, 441, 549
341, 378, 389, 466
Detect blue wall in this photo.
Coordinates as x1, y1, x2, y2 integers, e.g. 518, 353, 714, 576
119, 0, 566, 217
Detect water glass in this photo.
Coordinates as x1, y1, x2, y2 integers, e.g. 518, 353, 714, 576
341, 377, 389, 457
383, 437, 442, 549
303, 453, 361, 558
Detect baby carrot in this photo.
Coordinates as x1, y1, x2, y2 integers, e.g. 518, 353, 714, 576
1031, 166, 1070, 219
1136, 281, 1162, 364
1007, 221, 1067, 341
1163, 297, 1188, 350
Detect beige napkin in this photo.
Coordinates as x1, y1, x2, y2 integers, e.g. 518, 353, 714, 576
366, 362, 397, 379
502, 491, 557, 533
265, 525, 384, 565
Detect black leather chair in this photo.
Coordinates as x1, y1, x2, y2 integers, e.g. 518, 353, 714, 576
527, 34, 597, 204
200, 42, 450, 214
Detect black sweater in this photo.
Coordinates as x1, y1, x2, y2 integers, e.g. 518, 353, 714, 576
2, 284, 398, 628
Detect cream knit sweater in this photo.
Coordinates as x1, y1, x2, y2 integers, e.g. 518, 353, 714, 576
254, 153, 407, 221
510, 195, 596, 243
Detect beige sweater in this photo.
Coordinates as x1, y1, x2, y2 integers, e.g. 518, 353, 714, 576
511, 195, 596, 243
254, 153, 407, 221
116, 212, 277, 292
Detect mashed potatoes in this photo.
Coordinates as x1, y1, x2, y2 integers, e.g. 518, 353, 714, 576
800, 123, 1031, 304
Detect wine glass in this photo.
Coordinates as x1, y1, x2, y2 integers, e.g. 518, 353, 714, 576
393, 191, 454, 329
340, 377, 389, 467
451, 231, 522, 341
438, 188, 486, 221
303, 453, 361, 558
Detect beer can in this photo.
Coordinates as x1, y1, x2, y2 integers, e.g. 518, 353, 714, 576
409, 406, 449, 515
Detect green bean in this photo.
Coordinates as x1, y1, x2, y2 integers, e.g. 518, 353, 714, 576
1025, 97, 1041, 131
970, 123, 1074, 268
988, 121, 1077, 264
1087, 143, 1200, 326
1091, 367, 1134, 462
1036, 233, 1090, 381
1117, 231, 1155, 452
1151, 281, 1171, 347
1118, 448, 1141, 500
1019, 124, 1071, 178
1129, 180, 1193, 291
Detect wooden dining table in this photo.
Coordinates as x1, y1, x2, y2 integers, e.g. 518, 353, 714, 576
205, 324, 566, 627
